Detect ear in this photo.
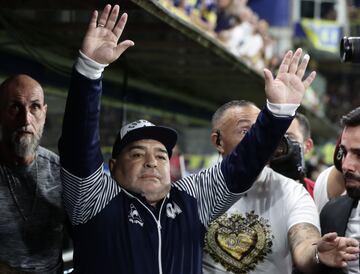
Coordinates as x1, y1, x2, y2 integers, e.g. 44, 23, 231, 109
43, 103, 48, 115
109, 158, 116, 175
303, 137, 314, 154
210, 132, 224, 154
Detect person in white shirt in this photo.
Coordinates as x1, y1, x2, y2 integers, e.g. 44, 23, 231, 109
203, 98, 359, 274
314, 165, 345, 212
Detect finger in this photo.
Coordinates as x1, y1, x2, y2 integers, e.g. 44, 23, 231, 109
345, 246, 360, 254
296, 54, 310, 79
288, 48, 302, 74
322, 232, 338, 242
87, 10, 98, 32
302, 71, 316, 90
277, 50, 293, 75
342, 252, 359, 261
98, 4, 112, 27
345, 238, 360, 248
105, 4, 119, 30
113, 13, 128, 38
115, 40, 135, 56
263, 68, 274, 86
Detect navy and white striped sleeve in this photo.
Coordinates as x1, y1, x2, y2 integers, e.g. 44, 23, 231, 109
59, 69, 121, 225
174, 107, 293, 227
174, 163, 241, 227
61, 165, 121, 225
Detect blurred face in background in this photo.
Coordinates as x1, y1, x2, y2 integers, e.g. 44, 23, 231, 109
340, 125, 360, 199
286, 117, 313, 154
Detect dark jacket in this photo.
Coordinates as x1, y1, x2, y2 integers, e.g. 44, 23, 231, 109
58, 69, 293, 274
319, 195, 358, 274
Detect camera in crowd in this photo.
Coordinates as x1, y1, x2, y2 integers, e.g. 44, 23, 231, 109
340, 36, 360, 63
269, 135, 306, 181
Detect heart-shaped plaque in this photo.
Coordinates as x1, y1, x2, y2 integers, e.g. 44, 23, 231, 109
205, 211, 273, 274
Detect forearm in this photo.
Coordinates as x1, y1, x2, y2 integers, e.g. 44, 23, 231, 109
58, 68, 103, 177
289, 223, 322, 273
221, 106, 293, 192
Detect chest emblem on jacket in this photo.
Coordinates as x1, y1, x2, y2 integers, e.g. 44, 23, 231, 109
205, 211, 273, 273
166, 202, 182, 219
128, 204, 144, 226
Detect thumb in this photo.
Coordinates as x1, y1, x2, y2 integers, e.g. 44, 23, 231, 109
323, 232, 338, 242
115, 40, 135, 57
263, 68, 274, 88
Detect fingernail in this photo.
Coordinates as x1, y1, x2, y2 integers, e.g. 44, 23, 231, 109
303, 54, 310, 61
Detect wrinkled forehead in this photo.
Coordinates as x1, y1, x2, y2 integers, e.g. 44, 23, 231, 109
342, 125, 360, 146
222, 105, 260, 126
1, 76, 44, 104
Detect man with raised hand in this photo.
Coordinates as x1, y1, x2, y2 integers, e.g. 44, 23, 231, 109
58, 4, 335, 274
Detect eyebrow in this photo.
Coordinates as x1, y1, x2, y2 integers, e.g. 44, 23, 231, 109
127, 145, 167, 154
349, 148, 360, 155
236, 119, 253, 126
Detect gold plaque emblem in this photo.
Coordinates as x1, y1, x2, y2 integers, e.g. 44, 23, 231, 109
205, 211, 273, 274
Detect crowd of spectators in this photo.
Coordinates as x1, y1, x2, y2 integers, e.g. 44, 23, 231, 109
159, 0, 278, 72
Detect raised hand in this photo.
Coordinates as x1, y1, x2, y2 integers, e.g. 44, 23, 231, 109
264, 48, 316, 105
81, 4, 134, 65
317, 232, 359, 268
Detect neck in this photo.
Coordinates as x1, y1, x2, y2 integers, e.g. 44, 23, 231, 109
0, 142, 36, 166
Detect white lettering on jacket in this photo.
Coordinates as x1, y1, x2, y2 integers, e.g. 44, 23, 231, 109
128, 204, 144, 226
166, 202, 182, 219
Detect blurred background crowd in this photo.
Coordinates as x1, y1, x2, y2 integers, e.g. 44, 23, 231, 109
2, 0, 360, 194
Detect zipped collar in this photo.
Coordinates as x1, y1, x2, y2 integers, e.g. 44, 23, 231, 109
121, 187, 170, 218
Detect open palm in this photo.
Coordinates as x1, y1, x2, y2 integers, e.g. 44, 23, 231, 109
317, 232, 359, 268
81, 4, 134, 65
264, 48, 316, 105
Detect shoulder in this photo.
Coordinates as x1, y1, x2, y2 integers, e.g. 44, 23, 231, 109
37, 146, 60, 167
322, 195, 351, 211
314, 166, 332, 191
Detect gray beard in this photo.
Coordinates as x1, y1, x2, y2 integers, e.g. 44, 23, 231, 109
11, 127, 43, 158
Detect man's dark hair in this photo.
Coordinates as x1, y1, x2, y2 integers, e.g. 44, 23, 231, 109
341, 107, 360, 128
294, 112, 311, 140
211, 100, 258, 128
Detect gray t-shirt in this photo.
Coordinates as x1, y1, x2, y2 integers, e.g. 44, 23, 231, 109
0, 146, 64, 273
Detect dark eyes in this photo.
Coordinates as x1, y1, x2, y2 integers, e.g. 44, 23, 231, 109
8, 103, 42, 115
131, 153, 143, 158
130, 153, 167, 160
157, 155, 167, 160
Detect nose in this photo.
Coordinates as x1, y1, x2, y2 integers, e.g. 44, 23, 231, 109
144, 154, 157, 168
342, 153, 356, 173
19, 108, 32, 126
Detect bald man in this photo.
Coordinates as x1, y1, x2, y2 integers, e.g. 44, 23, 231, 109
0, 75, 65, 273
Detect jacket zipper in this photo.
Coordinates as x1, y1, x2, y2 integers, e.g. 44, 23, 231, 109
123, 189, 166, 274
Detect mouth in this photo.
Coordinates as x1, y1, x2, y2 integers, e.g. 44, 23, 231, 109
345, 178, 360, 187
140, 174, 161, 181
141, 175, 160, 179
15, 129, 33, 135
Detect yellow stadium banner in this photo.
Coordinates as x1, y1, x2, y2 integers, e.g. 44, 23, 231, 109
300, 18, 342, 53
